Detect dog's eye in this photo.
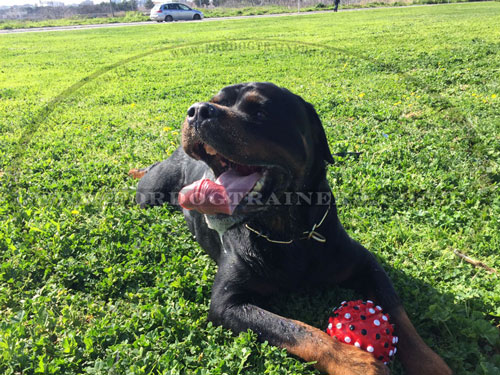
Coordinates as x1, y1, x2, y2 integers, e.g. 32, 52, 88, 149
255, 111, 266, 120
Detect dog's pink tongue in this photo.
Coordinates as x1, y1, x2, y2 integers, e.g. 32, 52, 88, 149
179, 170, 261, 215
179, 179, 231, 215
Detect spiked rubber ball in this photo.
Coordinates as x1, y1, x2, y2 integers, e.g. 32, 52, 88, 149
326, 300, 398, 364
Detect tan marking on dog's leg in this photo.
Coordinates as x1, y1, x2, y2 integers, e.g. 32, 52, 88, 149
390, 306, 452, 375
128, 168, 146, 179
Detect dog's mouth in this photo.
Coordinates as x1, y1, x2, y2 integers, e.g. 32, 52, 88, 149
194, 142, 263, 178
179, 142, 281, 216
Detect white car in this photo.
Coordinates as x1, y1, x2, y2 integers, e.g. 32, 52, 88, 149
150, 3, 204, 22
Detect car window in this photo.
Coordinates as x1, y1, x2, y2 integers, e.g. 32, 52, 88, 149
169, 4, 180, 9
178, 4, 190, 10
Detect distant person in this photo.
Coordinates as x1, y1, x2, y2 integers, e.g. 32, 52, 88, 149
334, 0, 340, 12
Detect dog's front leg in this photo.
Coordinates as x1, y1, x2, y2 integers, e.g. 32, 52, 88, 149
208, 264, 388, 375
388, 305, 452, 375
344, 247, 452, 375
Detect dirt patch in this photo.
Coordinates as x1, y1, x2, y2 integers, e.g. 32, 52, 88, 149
403, 111, 423, 119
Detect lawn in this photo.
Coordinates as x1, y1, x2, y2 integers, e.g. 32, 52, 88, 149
0, 2, 499, 374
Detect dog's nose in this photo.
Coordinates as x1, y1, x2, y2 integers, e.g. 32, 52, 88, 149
187, 102, 217, 126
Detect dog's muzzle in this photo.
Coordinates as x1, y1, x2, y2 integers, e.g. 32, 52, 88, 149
187, 102, 218, 129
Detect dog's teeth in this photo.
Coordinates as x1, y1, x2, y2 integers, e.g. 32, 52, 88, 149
253, 180, 264, 192
204, 144, 217, 156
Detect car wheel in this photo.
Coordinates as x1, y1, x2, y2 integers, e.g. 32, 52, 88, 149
165, 15, 173, 22
193, 14, 201, 20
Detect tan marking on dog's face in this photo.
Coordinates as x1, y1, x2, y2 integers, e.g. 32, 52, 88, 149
210, 94, 222, 104
241, 91, 266, 105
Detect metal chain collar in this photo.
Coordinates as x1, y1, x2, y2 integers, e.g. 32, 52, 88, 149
244, 202, 331, 244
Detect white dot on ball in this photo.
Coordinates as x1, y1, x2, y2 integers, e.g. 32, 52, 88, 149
345, 313, 351, 319
367, 345, 374, 353
395, 336, 399, 343
384, 362, 388, 365
367, 300, 373, 304
354, 341, 361, 348
382, 315, 388, 321
392, 337, 397, 344
336, 323, 342, 329
345, 336, 351, 343
394, 348, 397, 354
376, 305, 382, 310
341, 301, 347, 305
328, 323, 332, 330
373, 319, 381, 326
369, 308, 376, 314
389, 350, 394, 356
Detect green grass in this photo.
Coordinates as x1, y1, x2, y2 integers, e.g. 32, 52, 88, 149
0, 2, 499, 374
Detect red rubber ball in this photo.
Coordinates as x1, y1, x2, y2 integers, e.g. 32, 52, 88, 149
326, 300, 398, 364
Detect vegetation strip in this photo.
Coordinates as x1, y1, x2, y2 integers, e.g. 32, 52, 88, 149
0, 0, 480, 31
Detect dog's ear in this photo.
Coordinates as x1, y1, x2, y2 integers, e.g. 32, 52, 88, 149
303, 101, 335, 164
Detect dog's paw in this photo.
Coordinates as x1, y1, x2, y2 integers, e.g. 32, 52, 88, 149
323, 341, 390, 375
406, 364, 451, 375
344, 348, 390, 375
401, 343, 452, 375
404, 353, 452, 375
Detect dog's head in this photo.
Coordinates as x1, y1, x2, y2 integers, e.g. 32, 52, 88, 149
181, 82, 333, 215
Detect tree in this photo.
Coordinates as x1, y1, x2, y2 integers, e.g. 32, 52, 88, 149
144, 0, 154, 9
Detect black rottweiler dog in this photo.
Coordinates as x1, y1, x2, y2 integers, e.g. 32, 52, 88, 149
129, 82, 451, 375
